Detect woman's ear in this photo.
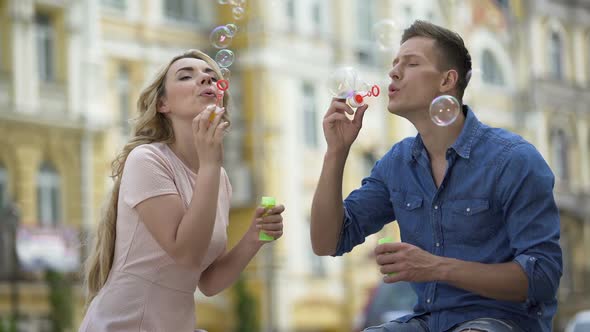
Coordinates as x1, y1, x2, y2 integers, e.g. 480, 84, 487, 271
157, 97, 169, 114
440, 69, 459, 94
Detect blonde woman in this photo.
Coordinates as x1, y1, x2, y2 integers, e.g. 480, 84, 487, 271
79, 50, 285, 331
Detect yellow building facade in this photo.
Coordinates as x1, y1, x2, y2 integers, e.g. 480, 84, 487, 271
0, 0, 254, 331
1, 0, 589, 331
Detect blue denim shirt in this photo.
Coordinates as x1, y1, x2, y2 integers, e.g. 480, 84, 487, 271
335, 107, 563, 332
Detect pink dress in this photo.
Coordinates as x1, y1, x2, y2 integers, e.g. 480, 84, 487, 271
79, 143, 231, 332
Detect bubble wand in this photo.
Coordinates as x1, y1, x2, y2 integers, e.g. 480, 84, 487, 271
346, 84, 381, 108
208, 79, 230, 122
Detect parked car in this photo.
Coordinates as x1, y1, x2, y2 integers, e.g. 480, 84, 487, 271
356, 281, 417, 330
565, 310, 590, 332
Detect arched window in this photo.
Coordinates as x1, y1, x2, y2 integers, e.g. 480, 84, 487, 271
551, 128, 569, 181
548, 30, 563, 80
37, 161, 61, 226
481, 49, 505, 86
302, 82, 318, 147
587, 33, 590, 84
0, 162, 13, 280
117, 64, 131, 136
0, 162, 7, 208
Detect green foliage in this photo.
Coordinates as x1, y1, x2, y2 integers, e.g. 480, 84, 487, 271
233, 276, 259, 332
46, 270, 73, 332
0, 317, 17, 332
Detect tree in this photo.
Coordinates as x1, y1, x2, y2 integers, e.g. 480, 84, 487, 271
46, 269, 73, 332
233, 275, 259, 332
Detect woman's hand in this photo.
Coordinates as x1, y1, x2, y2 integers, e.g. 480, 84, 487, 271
249, 204, 285, 244
192, 105, 229, 167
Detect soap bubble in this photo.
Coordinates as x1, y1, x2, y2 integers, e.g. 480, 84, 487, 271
373, 19, 399, 51
220, 68, 231, 79
225, 23, 238, 37
210, 26, 233, 49
232, 6, 245, 20
327, 67, 358, 99
429, 95, 461, 126
215, 49, 235, 68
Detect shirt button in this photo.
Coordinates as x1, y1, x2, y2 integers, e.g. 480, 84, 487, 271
529, 257, 536, 261
407, 203, 411, 207
436, 242, 440, 247
434, 205, 438, 210
537, 311, 542, 316
426, 298, 431, 303
466, 207, 471, 212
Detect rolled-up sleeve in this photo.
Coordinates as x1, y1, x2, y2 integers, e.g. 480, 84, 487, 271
333, 159, 396, 256
498, 143, 563, 310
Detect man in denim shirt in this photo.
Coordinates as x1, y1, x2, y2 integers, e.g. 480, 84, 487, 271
310, 21, 562, 332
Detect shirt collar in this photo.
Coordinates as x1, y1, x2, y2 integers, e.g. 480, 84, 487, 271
451, 105, 481, 159
410, 105, 482, 162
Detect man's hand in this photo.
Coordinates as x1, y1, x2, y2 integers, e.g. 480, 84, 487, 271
322, 99, 369, 154
375, 242, 443, 283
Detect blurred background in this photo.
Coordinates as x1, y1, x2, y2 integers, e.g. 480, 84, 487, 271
0, 0, 589, 331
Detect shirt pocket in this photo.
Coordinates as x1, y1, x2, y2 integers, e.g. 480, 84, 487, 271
445, 199, 497, 246
391, 192, 425, 242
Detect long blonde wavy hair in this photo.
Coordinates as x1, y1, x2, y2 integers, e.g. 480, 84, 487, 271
83, 49, 230, 305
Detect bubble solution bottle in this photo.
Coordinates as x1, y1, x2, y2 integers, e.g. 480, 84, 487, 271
259, 196, 276, 241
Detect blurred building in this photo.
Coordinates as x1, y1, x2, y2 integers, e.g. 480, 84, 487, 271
240, 0, 446, 331
450, 0, 590, 329
0, 0, 588, 332
0, 0, 252, 331
242, 0, 590, 331
0, 0, 110, 329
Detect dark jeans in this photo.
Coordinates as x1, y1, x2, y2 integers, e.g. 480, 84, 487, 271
363, 317, 525, 332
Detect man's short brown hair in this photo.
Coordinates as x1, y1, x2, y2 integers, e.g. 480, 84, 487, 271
401, 20, 472, 99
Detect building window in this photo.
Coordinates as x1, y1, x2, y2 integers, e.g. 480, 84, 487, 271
481, 49, 505, 86
551, 128, 569, 182
0, 163, 7, 208
164, 0, 198, 21
403, 6, 413, 28
302, 82, 318, 148
306, 220, 325, 277
118, 65, 131, 135
495, 0, 509, 9
427, 11, 434, 22
102, 0, 127, 10
356, 0, 375, 64
311, 0, 321, 34
0, 163, 11, 280
286, 0, 296, 32
310, 250, 326, 277
35, 13, 55, 82
587, 34, 590, 84
0, 28, 3, 68
362, 150, 378, 174
548, 30, 563, 80
37, 161, 61, 227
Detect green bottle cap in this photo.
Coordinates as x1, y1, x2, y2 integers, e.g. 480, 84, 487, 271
378, 237, 394, 245
378, 237, 395, 276
261, 196, 276, 207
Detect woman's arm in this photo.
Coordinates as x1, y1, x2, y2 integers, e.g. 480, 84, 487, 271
198, 205, 285, 296
136, 165, 221, 268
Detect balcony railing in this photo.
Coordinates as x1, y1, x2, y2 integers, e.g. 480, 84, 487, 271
39, 81, 67, 118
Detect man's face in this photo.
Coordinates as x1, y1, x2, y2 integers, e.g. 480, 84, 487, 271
387, 37, 447, 119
